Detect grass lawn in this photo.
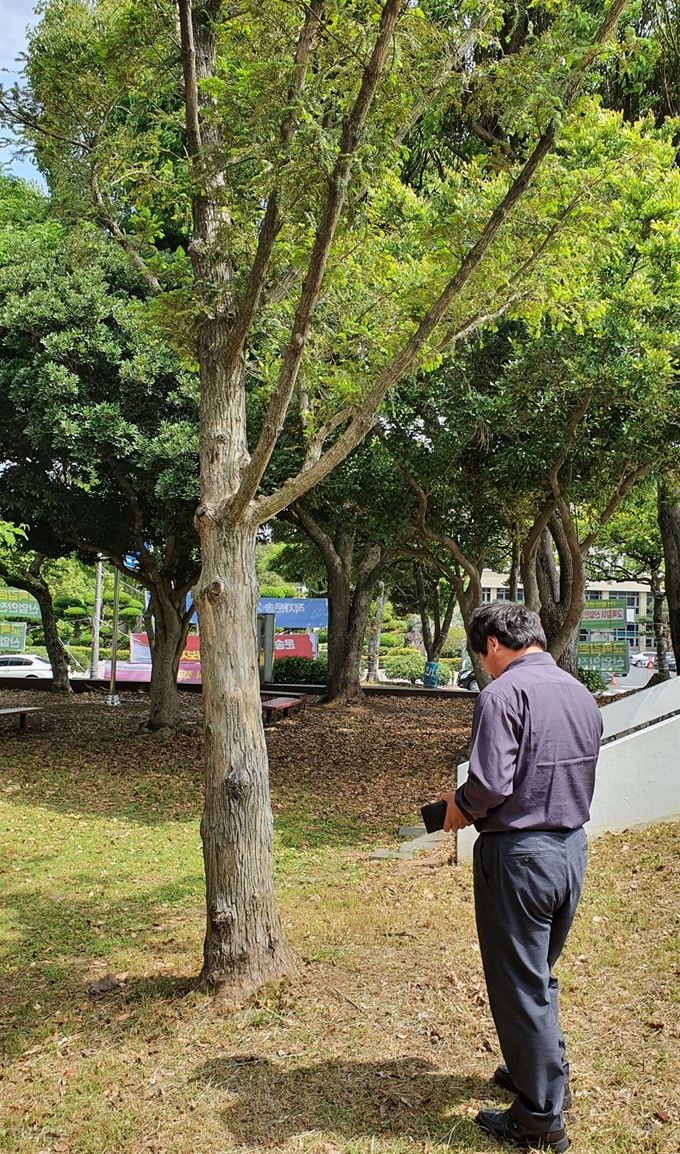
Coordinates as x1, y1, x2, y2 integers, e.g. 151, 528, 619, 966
0, 689, 678, 1154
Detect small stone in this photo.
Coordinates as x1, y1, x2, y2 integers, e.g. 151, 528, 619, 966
87, 973, 121, 996
398, 825, 427, 839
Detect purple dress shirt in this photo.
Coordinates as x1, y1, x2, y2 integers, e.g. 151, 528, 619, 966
455, 651, 603, 832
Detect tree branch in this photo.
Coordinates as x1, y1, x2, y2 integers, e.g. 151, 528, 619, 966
230, 0, 403, 520
178, 0, 202, 159
252, 0, 629, 524
226, 2, 325, 358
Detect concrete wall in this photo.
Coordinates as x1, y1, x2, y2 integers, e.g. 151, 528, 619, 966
457, 678, 680, 863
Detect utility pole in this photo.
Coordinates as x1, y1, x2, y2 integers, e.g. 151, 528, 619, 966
89, 556, 103, 680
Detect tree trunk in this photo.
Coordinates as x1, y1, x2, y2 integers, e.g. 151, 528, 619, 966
659, 480, 680, 662
195, 519, 296, 999
414, 562, 456, 662
326, 580, 375, 703
34, 585, 72, 694
0, 557, 72, 694
366, 581, 386, 681
142, 586, 192, 733
651, 567, 670, 679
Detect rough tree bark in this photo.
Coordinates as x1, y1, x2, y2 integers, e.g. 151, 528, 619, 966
142, 584, 194, 734
659, 479, 680, 662
650, 567, 670, 679
535, 516, 580, 676
174, 0, 628, 997
0, 555, 71, 693
292, 504, 395, 703
366, 581, 386, 682
413, 561, 457, 662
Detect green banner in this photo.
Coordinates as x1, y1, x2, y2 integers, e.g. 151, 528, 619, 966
0, 586, 41, 620
578, 640, 629, 674
581, 599, 626, 631
0, 621, 27, 652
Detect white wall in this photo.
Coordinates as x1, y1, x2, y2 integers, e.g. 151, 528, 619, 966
456, 678, 680, 863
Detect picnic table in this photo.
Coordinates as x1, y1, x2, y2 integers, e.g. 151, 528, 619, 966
0, 706, 44, 730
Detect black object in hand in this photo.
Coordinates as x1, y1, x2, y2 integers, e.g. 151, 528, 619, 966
421, 799, 447, 833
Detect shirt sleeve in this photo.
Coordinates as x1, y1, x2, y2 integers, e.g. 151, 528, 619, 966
455, 691, 521, 822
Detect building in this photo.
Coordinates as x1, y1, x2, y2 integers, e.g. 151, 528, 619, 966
480, 569, 655, 652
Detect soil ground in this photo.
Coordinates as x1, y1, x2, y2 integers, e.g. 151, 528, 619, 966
0, 689, 678, 1154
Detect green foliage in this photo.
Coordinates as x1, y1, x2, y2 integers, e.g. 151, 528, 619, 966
384, 652, 426, 683
577, 667, 607, 693
259, 584, 298, 599
441, 626, 467, 658
0, 181, 200, 614
272, 657, 327, 685
379, 633, 404, 649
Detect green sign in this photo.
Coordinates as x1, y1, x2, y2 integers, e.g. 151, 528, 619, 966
0, 587, 41, 620
581, 599, 626, 631
0, 621, 27, 652
578, 640, 629, 674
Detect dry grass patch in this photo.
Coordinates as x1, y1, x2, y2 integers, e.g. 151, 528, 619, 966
0, 689, 678, 1153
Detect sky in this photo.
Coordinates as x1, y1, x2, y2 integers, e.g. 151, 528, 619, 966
0, 0, 45, 184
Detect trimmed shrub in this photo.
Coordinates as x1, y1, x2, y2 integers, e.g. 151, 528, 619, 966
259, 584, 298, 599
272, 656, 327, 684
577, 667, 607, 693
379, 632, 404, 649
384, 652, 425, 683
63, 605, 88, 619
441, 626, 468, 658
317, 628, 328, 644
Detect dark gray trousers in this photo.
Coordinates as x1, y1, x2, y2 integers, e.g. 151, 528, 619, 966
473, 827, 587, 1133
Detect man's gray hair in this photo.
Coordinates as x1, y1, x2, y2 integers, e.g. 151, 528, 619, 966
469, 601, 547, 654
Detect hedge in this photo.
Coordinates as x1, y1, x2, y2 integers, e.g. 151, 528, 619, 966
259, 584, 298, 599
379, 632, 404, 649
271, 656, 327, 684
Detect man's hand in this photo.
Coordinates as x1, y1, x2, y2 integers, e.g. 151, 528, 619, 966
441, 790, 471, 832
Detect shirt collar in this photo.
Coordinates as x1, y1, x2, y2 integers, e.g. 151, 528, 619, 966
500, 651, 556, 676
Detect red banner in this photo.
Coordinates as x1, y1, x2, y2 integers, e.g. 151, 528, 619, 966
274, 634, 315, 659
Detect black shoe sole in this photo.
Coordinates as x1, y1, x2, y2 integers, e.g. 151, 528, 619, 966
493, 1067, 573, 1112
476, 1112, 570, 1152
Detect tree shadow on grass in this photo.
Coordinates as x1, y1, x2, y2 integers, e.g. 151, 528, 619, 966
0, 878, 203, 1058
192, 1054, 500, 1149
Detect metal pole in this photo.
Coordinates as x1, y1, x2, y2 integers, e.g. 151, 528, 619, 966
105, 568, 121, 706
89, 556, 102, 680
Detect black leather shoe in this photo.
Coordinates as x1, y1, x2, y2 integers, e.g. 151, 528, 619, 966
475, 1107, 569, 1152
493, 1064, 573, 1111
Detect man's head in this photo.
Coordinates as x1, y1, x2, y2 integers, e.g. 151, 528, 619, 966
469, 602, 547, 679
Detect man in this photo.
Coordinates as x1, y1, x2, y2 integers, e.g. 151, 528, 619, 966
442, 602, 603, 1153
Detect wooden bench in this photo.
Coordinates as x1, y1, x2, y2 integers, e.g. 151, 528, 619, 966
0, 706, 44, 730
261, 694, 304, 723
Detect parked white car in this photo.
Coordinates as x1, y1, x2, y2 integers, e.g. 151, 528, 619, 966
630, 652, 656, 667
0, 654, 54, 678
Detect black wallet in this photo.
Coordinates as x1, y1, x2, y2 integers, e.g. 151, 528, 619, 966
420, 799, 447, 833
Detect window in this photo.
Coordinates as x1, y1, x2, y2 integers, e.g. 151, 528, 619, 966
482, 588, 492, 603
8, 657, 31, 666
496, 588, 511, 601
587, 590, 603, 600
